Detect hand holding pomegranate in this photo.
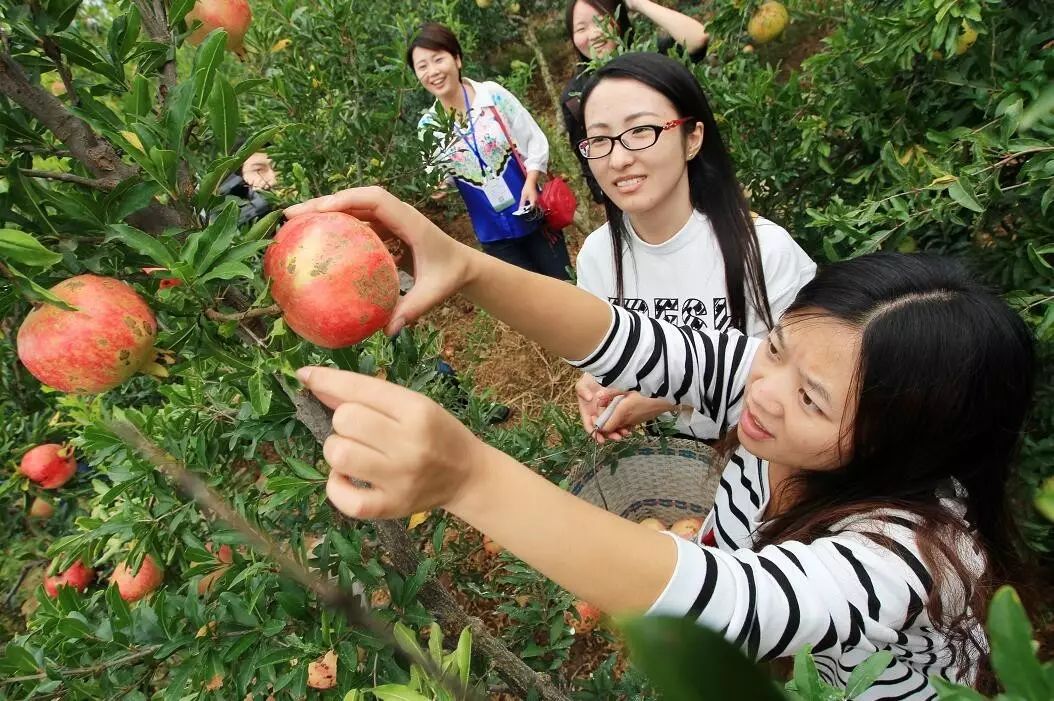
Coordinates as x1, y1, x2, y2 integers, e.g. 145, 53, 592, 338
285, 186, 477, 337
297, 365, 487, 520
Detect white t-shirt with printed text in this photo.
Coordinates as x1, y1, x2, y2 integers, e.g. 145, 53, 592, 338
575, 210, 816, 437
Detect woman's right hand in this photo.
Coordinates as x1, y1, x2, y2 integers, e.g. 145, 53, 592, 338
576, 374, 633, 443
285, 186, 476, 336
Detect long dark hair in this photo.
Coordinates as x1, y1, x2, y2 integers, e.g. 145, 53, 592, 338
759, 252, 1035, 691
580, 52, 773, 332
564, 0, 633, 60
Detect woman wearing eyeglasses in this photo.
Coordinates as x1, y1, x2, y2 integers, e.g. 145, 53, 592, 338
573, 53, 816, 442
563, 0, 710, 203
408, 22, 572, 279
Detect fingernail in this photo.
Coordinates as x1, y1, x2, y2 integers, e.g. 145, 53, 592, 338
296, 367, 312, 384
386, 317, 406, 339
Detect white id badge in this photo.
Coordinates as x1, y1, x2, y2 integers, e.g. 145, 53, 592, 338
482, 176, 516, 211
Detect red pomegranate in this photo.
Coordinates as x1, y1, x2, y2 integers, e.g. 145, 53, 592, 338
20, 443, 76, 489
44, 560, 95, 597
264, 213, 399, 348
185, 0, 253, 51
111, 554, 164, 602
17, 275, 157, 394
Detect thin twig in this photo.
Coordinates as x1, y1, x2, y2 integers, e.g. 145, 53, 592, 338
2, 562, 38, 610
1, 646, 160, 685
18, 168, 115, 189
204, 304, 282, 322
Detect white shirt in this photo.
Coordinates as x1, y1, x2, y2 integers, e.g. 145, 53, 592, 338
576, 210, 816, 437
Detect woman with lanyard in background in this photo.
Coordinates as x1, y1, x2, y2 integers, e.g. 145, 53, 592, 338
562, 0, 710, 202
409, 22, 572, 279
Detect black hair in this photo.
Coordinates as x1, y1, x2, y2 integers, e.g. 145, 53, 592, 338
579, 52, 774, 332
405, 22, 463, 72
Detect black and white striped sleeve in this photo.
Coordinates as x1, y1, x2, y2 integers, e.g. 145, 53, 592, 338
647, 522, 952, 665
569, 304, 760, 431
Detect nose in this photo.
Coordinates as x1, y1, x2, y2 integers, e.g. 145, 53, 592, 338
749, 374, 784, 419
607, 140, 636, 170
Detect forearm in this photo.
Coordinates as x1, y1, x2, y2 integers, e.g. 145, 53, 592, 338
634, 0, 709, 52
525, 170, 542, 190
447, 442, 677, 612
460, 249, 613, 361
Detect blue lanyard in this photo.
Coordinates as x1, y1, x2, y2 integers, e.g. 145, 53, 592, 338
455, 84, 489, 178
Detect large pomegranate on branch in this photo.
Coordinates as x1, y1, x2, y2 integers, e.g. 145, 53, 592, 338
185, 0, 253, 51
16, 275, 158, 394
264, 212, 399, 349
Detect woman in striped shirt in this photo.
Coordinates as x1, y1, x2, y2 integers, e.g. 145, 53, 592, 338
286, 188, 1034, 699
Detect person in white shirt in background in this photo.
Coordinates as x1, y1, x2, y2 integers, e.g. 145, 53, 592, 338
573, 52, 816, 441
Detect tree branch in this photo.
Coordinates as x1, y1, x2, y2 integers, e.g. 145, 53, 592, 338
1, 646, 162, 685
285, 374, 572, 701
105, 417, 477, 701
40, 36, 77, 106
132, 0, 177, 100
0, 39, 132, 185
19, 168, 114, 189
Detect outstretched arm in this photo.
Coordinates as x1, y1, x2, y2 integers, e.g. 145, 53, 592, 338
627, 0, 709, 54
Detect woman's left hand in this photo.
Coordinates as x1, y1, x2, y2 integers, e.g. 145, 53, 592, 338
297, 365, 486, 520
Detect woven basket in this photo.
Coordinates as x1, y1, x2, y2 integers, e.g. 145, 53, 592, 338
569, 437, 727, 526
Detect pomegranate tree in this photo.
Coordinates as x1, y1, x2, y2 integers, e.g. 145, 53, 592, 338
19, 443, 76, 489
264, 212, 399, 349
185, 0, 253, 51
17, 275, 157, 394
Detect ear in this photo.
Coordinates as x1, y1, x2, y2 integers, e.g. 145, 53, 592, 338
686, 120, 704, 160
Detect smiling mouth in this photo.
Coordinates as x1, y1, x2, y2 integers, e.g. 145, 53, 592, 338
741, 403, 775, 441
613, 175, 646, 191
429, 78, 446, 88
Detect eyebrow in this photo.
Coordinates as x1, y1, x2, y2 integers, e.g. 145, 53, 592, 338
585, 110, 663, 132
773, 326, 832, 406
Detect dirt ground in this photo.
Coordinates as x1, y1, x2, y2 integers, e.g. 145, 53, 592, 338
417, 207, 591, 422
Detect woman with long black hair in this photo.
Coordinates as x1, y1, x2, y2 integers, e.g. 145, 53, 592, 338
562, 0, 709, 202
572, 53, 815, 440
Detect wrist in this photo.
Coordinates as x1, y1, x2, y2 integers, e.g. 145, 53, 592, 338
444, 441, 501, 519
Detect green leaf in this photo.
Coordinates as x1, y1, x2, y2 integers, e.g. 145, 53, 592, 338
195, 156, 238, 208
792, 645, 823, 700
246, 210, 283, 241
286, 457, 325, 481
209, 76, 239, 155
163, 81, 196, 153
3, 263, 76, 309
988, 586, 1051, 701
248, 373, 273, 416
947, 179, 984, 213
107, 224, 176, 267
393, 622, 427, 664
928, 676, 986, 700
126, 74, 153, 118
198, 261, 254, 284
620, 616, 785, 701
428, 621, 444, 666
371, 685, 432, 701
845, 650, 893, 698
0, 229, 63, 267
192, 30, 228, 110
455, 627, 472, 686
184, 201, 238, 274
2, 644, 41, 674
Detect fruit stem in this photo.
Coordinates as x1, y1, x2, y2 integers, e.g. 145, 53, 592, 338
204, 304, 282, 322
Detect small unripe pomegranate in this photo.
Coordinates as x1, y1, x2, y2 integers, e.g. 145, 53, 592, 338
568, 600, 602, 633
29, 497, 56, 519
670, 517, 704, 540
111, 554, 164, 602
20, 444, 76, 489
44, 560, 95, 597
